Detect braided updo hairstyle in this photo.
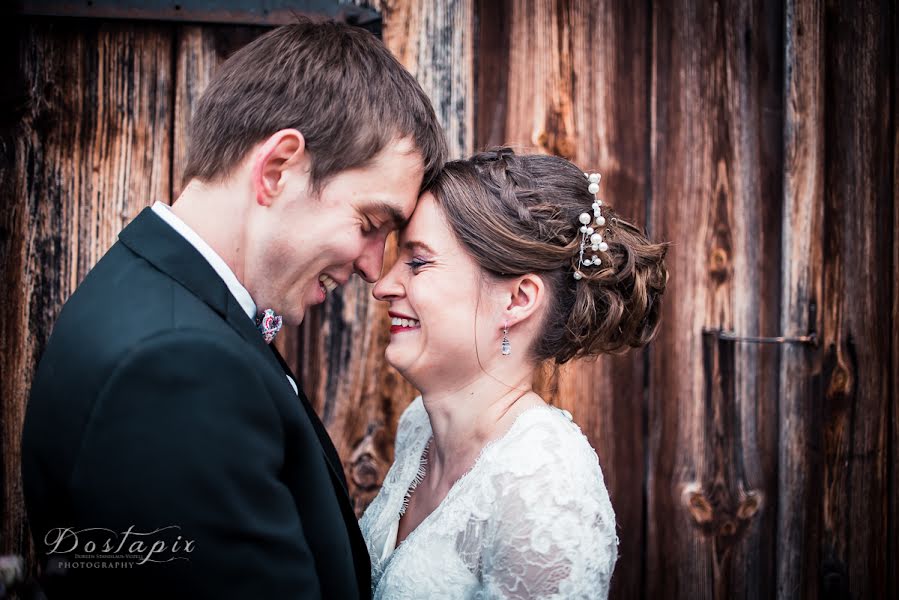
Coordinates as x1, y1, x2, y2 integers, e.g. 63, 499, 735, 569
428, 147, 669, 364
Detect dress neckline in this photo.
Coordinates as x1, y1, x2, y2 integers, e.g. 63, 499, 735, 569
380, 403, 566, 565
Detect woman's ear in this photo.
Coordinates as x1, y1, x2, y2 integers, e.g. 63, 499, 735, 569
251, 129, 307, 206
504, 273, 545, 327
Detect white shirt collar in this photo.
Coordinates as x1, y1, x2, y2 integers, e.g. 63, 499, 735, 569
150, 201, 257, 321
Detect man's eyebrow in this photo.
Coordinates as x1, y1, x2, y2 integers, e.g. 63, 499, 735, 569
402, 240, 436, 254
367, 201, 408, 229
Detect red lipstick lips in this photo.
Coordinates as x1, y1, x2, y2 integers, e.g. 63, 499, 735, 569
388, 311, 420, 334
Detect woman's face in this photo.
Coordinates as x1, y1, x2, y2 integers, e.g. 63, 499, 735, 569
372, 193, 499, 390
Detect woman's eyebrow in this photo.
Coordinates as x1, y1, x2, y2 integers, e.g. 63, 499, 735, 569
402, 240, 436, 254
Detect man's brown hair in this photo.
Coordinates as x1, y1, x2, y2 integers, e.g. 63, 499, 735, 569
183, 19, 447, 192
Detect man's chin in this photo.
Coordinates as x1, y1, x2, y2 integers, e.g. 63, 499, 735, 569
281, 310, 304, 328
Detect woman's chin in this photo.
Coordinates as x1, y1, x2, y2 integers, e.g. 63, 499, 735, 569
384, 346, 418, 382
383, 345, 406, 372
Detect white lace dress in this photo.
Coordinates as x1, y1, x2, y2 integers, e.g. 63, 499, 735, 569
359, 397, 619, 599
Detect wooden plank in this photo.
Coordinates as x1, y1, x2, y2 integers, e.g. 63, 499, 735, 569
0, 16, 173, 564
717, 2, 783, 596
646, 0, 783, 597
171, 25, 218, 201
362, 0, 475, 158
474, 0, 511, 149
816, 1, 893, 596
891, 4, 898, 595
777, 0, 824, 597
171, 24, 266, 200
481, 1, 651, 597
299, 0, 475, 514
693, 331, 767, 599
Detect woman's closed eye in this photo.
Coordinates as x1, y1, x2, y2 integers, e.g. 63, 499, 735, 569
405, 257, 432, 271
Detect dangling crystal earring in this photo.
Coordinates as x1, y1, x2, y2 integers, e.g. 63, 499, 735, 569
501, 322, 511, 356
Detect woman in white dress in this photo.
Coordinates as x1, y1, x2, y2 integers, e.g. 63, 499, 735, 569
360, 148, 668, 599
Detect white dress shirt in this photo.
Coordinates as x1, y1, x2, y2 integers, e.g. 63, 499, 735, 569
150, 201, 298, 395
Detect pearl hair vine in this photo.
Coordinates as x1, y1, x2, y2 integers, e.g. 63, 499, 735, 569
573, 172, 610, 280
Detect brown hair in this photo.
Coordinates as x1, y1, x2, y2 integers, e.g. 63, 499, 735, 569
429, 147, 669, 364
182, 19, 447, 192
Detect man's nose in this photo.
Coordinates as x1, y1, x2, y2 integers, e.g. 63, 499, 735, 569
354, 238, 386, 283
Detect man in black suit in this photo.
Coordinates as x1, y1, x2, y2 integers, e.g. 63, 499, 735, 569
21, 19, 446, 599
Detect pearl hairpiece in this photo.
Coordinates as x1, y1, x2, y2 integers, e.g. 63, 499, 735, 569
573, 172, 610, 280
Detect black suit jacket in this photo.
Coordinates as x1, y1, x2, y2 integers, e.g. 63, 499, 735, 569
21, 207, 371, 599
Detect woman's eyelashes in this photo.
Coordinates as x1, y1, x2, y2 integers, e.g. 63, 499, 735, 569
405, 256, 433, 272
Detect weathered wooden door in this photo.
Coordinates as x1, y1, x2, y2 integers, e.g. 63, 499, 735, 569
1, 1, 895, 599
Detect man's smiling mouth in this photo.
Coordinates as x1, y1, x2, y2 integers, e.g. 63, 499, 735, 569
319, 273, 339, 294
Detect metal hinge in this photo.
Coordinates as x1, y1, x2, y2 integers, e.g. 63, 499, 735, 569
702, 327, 818, 346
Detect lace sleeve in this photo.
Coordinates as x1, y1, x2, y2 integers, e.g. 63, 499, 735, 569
479, 420, 618, 599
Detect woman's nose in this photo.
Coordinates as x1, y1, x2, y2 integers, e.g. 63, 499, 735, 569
372, 260, 404, 302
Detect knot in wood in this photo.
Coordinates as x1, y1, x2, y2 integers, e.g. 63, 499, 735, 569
535, 105, 575, 158
351, 452, 381, 492
825, 361, 853, 402
682, 483, 763, 543
708, 247, 730, 282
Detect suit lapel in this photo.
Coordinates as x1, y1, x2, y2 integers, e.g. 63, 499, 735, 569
269, 332, 371, 598
119, 208, 233, 320
268, 346, 350, 490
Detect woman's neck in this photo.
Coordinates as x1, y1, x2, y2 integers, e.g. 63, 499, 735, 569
420, 373, 543, 489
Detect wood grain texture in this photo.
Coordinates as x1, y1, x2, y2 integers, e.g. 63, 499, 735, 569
0, 15, 173, 568
478, 2, 651, 598
891, 4, 898, 595
171, 25, 217, 201
359, 0, 475, 157
474, 0, 511, 149
887, 6, 899, 598
302, 0, 475, 515
817, 1, 893, 597
171, 25, 266, 200
778, 1, 824, 597
647, 1, 783, 598
0, 4, 895, 598
718, 1, 784, 596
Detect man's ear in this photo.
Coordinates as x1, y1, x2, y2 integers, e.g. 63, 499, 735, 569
503, 273, 545, 328
251, 129, 307, 206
